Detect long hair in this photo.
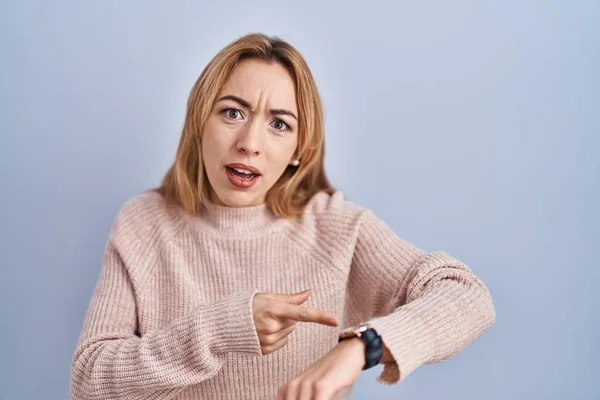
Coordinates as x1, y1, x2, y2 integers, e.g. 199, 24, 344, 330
156, 33, 334, 219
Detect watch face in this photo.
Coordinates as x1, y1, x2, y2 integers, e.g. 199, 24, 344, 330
342, 323, 371, 336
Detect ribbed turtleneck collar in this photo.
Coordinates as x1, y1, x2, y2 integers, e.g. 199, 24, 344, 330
195, 200, 287, 237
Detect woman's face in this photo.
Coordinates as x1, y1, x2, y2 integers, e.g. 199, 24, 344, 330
202, 58, 299, 207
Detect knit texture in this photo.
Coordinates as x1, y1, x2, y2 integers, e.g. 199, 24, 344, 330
71, 190, 495, 400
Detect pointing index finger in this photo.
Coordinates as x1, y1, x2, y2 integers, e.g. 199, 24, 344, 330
273, 303, 338, 327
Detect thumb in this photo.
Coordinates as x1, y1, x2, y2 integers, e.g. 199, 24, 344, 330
287, 289, 310, 304
275, 289, 310, 304
260, 290, 310, 304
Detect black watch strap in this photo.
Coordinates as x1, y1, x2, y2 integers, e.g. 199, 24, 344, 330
338, 328, 383, 370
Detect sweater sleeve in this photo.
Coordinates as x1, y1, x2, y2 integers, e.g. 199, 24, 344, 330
70, 237, 263, 400
345, 209, 496, 385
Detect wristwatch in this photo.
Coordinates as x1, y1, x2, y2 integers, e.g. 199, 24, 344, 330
338, 323, 383, 370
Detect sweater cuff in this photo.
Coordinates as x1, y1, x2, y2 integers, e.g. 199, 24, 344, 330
195, 289, 263, 356
370, 307, 437, 384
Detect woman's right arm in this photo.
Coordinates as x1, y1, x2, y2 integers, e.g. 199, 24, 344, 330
70, 236, 263, 400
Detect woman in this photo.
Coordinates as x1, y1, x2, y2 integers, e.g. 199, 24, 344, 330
71, 33, 495, 400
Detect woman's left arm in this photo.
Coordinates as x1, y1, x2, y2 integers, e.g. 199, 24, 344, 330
276, 205, 497, 399
345, 209, 496, 384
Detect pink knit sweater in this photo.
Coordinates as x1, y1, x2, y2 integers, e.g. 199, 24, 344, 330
71, 190, 495, 399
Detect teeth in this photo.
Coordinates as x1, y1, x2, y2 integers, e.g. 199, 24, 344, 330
233, 167, 253, 175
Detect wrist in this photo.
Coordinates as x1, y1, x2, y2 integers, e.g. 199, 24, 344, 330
338, 336, 395, 366
338, 337, 366, 366
338, 324, 383, 370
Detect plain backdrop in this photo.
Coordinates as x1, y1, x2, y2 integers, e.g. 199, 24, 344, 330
1, 1, 598, 399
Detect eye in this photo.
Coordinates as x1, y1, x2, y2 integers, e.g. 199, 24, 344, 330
272, 119, 289, 132
223, 108, 244, 120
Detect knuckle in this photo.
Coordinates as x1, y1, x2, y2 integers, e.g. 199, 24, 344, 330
313, 380, 328, 392
298, 309, 308, 322
263, 306, 275, 318
259, 335, 271, 346
264, 321, 279, 334
263, 337, 287, 354
300, 380, 313, 392
266, 305, 281, 321
256, 318, 271, 334
265, 333, 278, 345
262, 343, 275, 354
287, 379, 300, 390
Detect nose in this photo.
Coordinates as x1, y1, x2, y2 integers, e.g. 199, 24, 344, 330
236, 117, 263, 156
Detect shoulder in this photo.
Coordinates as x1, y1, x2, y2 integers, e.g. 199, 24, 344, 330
304, 189, 367, 223
109, 190, 185, 245
290, 190, 387, 265
302, 190, 404, 244
299, 190, 370, 252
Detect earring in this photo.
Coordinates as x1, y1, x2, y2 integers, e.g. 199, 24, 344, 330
291, 159, 300, 167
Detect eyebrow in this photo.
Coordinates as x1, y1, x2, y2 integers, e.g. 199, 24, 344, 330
217, 95, 297, 120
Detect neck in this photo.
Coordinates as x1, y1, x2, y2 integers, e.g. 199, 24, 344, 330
195, 200, 286, 236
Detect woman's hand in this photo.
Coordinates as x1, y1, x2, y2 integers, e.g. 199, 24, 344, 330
276, 338, 366, 400
253, 290, 339, 355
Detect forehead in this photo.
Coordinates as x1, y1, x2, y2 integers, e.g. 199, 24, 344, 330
219, 59, 297, 113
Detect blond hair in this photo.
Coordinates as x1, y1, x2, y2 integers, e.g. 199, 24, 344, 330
156, 33, 334, 218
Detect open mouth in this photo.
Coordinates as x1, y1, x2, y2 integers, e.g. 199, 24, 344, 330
224, 165, 261, 189
226, 166, 258, 180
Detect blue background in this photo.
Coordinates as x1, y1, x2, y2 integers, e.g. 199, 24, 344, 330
1, 1, 598, 399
